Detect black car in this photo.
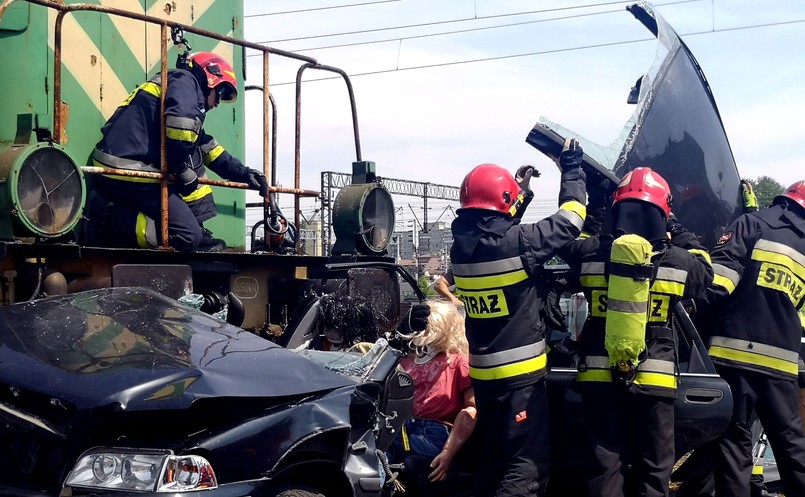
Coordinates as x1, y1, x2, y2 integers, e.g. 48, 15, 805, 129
0, 286, 413, 497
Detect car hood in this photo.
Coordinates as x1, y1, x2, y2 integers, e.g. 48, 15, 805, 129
0, 287, 355, 414
526, 1, 742, 247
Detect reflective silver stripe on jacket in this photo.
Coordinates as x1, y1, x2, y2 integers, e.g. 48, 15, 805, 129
709, 336, 798, 364
637, 358, 675, 374
200, 138, 220, 156
583, 355, 610, 369
469, 340, 545, 368
452, 256, 523, 277
656, 267, 687, 283
556, 208, 585, 231
581, 262, 605, 276
166, 115, 202, 135
92, 148, 159, 173
713, 263, 741, 288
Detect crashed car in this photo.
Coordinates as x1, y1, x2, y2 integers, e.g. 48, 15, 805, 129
0, 287, 413, 497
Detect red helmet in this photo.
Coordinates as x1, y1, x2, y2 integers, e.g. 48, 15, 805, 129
612, 167, 672, 218
775, 180, 805, 212
188, 52, 238, 103
459, 163, 520, 214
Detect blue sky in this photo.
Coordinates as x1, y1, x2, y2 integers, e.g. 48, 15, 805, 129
241, 0, 805, 226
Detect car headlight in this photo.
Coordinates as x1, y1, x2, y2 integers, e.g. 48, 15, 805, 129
64, 448, 217, 492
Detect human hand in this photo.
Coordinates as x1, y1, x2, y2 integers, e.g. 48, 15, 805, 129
515, 165, 536, 192
178, 168, 199, 196
246, 170, 269, 197
559, 137, 583, 172
429, 449, 454, 481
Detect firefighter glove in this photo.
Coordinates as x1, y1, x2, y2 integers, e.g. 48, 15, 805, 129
741, 179, 758, 212
588, 175, 614, 210
666, 212, 687, 238
559, 137, 584, 172
246, 170, 269, 197
515, 165, 536, 192
178, 168, 199, 196
397, 304, 430, 335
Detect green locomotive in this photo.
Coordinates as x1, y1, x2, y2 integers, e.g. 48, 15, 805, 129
0, 0, 399, 334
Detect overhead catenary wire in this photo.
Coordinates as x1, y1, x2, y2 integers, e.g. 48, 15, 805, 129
247, 0, 694, 46
253, 16, 805, 86
245, 0, 401, 18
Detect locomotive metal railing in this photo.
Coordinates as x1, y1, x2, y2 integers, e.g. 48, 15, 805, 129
12, 0, 365, 253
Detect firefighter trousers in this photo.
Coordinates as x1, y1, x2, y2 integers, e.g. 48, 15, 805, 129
94, 177, 203, 251
582, 388, 674, 497
474, 381, 550, 497
713, 367, 805, 497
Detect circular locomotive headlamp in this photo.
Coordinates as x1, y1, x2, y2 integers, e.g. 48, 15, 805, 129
0, 142, 86, 238
332, 182, 395, 255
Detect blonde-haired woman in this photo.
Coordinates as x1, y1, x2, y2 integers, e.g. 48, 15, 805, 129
390, 300, 477, 482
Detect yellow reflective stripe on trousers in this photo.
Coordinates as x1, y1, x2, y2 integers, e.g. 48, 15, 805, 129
469, 354, 547, 381
576, 369, 612, 382
135, 213, 150, 248
181, 184, 214, 202
634, 371, 677, 389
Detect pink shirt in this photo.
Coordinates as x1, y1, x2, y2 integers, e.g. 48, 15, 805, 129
401, 352, 472, 425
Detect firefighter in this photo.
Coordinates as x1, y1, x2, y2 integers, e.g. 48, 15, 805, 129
561, 167, 713, 497
450, 138, 588, 497
694, 180, 805, 497
88, 52, 268, 251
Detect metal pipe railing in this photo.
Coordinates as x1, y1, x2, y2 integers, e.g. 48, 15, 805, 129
20, 0, 349, 252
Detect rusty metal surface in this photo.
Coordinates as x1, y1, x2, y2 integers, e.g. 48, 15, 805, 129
80, 167, 319, 196
30, 0, 329, 247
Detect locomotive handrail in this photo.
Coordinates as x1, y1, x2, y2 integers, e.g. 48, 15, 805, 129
15, 0, 363, 253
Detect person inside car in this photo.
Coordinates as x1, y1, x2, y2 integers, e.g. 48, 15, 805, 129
389, 300, 477, 487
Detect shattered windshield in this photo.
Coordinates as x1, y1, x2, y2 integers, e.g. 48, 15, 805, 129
295, 338, 391, 381
528, 1, 742, 248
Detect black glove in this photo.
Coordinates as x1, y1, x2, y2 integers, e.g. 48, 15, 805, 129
178, 168, 199, 196
246, 170, 269, 197
559, 137, 583, 172
515, 165, 536, 192
543, 286, 567, 333
666, 212, 687, 238
397, 303, 430, 334
588, 176, 614, 209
